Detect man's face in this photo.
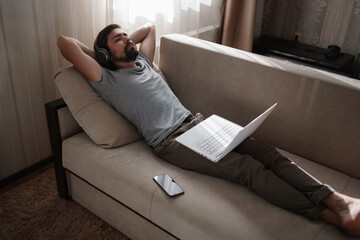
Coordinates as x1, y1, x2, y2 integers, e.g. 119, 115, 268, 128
107, 28, 139, 63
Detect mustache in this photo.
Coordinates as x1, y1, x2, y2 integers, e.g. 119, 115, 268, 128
126, 41, 135, 48
112, 45, 139, 63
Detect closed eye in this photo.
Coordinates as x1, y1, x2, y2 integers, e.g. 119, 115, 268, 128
112, 32, 128, 42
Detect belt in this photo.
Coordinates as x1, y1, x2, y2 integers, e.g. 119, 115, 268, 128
183, 114, 194, 124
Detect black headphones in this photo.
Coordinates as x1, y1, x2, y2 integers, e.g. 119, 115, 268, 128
94, 37, 110, 64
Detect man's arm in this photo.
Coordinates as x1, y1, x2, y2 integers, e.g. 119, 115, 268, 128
130, 23, 156, 63
57, 36, 102, 82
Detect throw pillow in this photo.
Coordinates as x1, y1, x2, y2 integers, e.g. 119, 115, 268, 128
54, 66, 142, 148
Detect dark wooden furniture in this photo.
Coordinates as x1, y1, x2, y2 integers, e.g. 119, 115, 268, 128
45, 98, 70, 198
253, 36, 356, 78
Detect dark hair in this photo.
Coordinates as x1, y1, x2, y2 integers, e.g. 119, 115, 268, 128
94, 24, 121, 70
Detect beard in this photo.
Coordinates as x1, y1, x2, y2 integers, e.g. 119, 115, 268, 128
113, 44, 139, 63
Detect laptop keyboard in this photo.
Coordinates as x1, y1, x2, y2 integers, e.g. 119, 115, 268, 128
196, 124, 239, 156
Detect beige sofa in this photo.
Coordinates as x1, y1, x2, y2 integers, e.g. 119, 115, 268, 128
46, 34, 360, 240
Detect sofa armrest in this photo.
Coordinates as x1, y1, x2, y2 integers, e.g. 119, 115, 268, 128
45, 98, 79, 198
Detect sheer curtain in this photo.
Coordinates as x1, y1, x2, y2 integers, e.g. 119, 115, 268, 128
0, 0, 222, 180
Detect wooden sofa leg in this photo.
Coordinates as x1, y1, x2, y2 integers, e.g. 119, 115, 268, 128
45, 98, 70, 199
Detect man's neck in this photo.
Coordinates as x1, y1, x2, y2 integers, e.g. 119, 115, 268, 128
114, 61, 136, 69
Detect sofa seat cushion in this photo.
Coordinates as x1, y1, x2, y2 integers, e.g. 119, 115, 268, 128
151, 152, 360, 240
62, 132, 360, 239
62, 132, 186, 219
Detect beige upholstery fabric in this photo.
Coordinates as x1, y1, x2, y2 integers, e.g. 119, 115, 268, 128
58, 34, 360, 239
159, 34, 360, 179
58, 107, 82, 141
62, 132, 360, 239
69, 173, 177, 240
55, 66, 142, 148
63, 132, 186, 219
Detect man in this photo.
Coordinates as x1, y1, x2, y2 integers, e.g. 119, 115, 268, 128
57, 23, 360, 236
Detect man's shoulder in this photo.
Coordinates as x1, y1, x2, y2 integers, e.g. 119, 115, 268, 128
137, 52, 152, 66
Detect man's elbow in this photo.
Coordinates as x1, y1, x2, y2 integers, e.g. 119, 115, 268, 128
57, 36, 74, 59
145, 22, 156, 33
150, 24, 156, 33
147, 23, 156, 39
57, 35, 76, 49
57, 35, 67, 49
149, 23, 155, 30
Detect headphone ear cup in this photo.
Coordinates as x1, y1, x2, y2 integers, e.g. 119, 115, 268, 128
95, 48, 110, 64
94, 36, 110, 64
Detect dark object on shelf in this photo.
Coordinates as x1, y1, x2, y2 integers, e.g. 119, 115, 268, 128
325, 45, 341, 60
253, 36, 354, 76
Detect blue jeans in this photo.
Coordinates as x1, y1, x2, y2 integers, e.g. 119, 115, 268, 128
154, 113, 335, 219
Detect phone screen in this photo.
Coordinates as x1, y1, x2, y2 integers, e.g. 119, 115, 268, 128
153, 174, 184, 197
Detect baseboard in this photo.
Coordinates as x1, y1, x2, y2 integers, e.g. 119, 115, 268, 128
0, 156, 53, 188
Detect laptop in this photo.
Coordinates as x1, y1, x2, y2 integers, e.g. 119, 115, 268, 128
176, 103, 277, 162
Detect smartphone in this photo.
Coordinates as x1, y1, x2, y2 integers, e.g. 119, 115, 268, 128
153, 174, 184, 197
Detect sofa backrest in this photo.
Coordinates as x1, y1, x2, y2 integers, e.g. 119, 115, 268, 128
159, 34, 360, 179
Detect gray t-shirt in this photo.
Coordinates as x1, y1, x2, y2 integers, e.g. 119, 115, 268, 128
89, 52, 191, 147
